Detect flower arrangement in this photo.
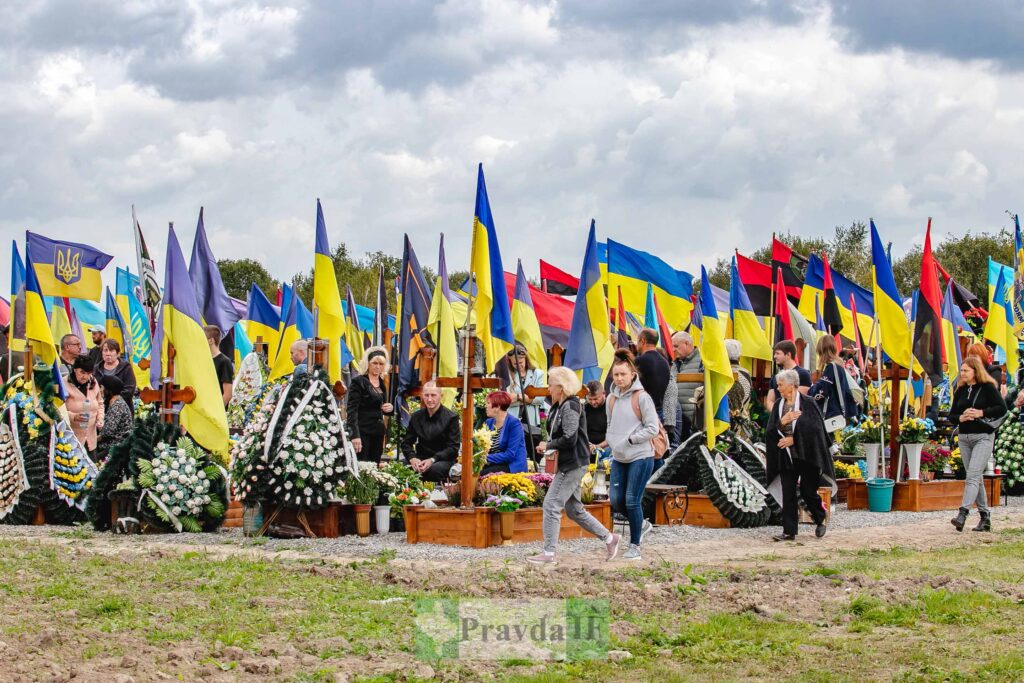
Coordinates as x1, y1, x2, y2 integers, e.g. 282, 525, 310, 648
0, 421, 28, 520
49, 422, 97, 509
898, 417, 934, 444
388, 484, 431, 514
995, 408, 1024, 487
587, 460, 611, 475
340, 471, 380, 505
859, 417, 884, 443
836, 425, 865, 455
833, 460, 863, 480
136, 437, 227, 533
713, 458, 766, 513
229, 383, 281, 503
921, 443, 951, 473
477, 472, 537, 504
471, 426, 493, 474
227, 352, 267, 429
481, 492, 529, 513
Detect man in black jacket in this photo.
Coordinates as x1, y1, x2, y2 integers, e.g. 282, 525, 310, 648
635, 328, 670, 415
402, 381, 461, 482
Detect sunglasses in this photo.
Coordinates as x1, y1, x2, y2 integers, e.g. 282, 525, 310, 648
507, 350, 527, 358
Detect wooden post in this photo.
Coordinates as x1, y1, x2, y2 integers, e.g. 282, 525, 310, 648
550, 343, 564, 368
138, 342, 196, 424
307, 337, 346, 398
23, 343, 33, 383
884, 363, 909, 479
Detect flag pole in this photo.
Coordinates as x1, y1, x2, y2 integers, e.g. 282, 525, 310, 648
873, 312, 886, 480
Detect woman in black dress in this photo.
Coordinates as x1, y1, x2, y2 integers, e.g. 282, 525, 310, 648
346, 347, 394, 463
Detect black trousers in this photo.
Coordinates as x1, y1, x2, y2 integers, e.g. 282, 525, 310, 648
781, 460, 826, 536
356, 430, 386, 464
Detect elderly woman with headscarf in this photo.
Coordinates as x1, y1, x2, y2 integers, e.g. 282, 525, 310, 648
346, 346, 394, 464
65, 355, 104, 452
96, 374, 134, 454
765, 368, 836, 542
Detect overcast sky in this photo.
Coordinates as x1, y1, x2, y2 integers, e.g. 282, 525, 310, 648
3, 0, 1024, 296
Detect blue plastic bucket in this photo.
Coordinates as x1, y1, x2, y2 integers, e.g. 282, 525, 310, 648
865, 478, 895, 512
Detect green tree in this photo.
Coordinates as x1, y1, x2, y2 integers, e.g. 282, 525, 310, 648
217, 258, 278, 301
292, 244, 404, 312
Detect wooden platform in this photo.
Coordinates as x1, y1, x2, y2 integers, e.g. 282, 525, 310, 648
846, 476, 1003, 512
404, 502, 612, 548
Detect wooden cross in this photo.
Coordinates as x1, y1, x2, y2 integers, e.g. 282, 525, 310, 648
306, 337, 346, 398
138, 343, 196, 424
882, 362, 909, 479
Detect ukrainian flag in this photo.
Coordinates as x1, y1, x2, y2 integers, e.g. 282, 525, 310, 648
426, 275, 458, 407
511, 259, 547, 373
700, 266, 733, 449
940, 282, 963, 386
870, 220, 913, 369
1015, 215, 1024, 338
985, 267, 1019, 380
280, 284, 314, 339
268, 287, 302, 382
154, 226, 229, 454
26, 231, 113, 301
313, 199, 346, 383
233, 322, 253, 370
9, 241, 25, 353
565, 220, 614, 383
729, 257, 772, 361
798, 253, 874, 345
116, 267, 152, 389
607, 239, 693, 330
470, 164, 515, 371
344, 284, 364, 368
24, 254, 66, 400
246, 284, 280, 363
104, 287, 130, 359
988, 257, 1014, 307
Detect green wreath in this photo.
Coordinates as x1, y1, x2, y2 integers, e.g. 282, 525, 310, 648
698, 444, 771, 529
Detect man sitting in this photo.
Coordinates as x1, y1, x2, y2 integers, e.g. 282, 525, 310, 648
402, 381, 461, 482
584, 380, 609, 462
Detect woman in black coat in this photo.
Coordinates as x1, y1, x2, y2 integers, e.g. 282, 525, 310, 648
346, 347, 394, 464
765, 368, 836, 542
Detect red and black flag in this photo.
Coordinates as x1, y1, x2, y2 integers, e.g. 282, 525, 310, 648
539, 259, 579, 296
771, 237, 806, 304
735, 251, 772, 316
614, 286, 630, 349
821, 252, 844, 337
774, 266, 795, 343
913, 219, 945, 381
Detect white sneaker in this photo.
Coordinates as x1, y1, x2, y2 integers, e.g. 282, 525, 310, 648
605, 533, 621, 561
622, 544, 641, 560
639, 519, 653, 543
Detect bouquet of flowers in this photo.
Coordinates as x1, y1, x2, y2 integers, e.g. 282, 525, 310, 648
481, 492, 529, 513
49, 421, 97, 509
136, 437, 227, 533
995, 408, 1024, 487
471, 426, 493, 474
921, 443, 951, 473
477, 472, 537, 504
388, 484, 431, 515
0, 419, 28, 520
898, 417, 934, 444
833, 460, 863, 479
859, 417, 884, 443
227, 352, 267, 429
229, 382, 283, 504
837, 425, 865, 455
339, 471, 380, 505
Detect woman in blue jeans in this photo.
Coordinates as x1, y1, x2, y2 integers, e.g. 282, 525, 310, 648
605, 350, 660, 560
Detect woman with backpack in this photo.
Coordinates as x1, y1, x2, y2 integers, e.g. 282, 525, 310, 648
606, 349, 661, 561
810, 336, 858, 447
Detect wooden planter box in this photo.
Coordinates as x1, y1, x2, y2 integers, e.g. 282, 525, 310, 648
835, 478, 851, 504
651, 491, 731, 528
223, 499, 243, 529
798, 488, 833, 524
404, 502, 612, 548
262, 502, 342, 538
846, 478, 1002, 512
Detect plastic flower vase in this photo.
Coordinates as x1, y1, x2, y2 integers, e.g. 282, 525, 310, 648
374, 505, 391, 535
864, 443, 882, 480
354, 504, 372, 537
903, 443, 923, 480
498, 510, 516, 546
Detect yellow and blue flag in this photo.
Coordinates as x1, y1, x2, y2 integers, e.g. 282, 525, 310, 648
607, 239, 693, 330
987, 257, 1014, 307
344, 284, 364, 368
233, 322, 253, 370
9, 241, 25, 353
1013, 215, 1024, 338
813, 293, 827, 338
470, 164, 515, 371
116, 267, 152, 389
565, 220, 614, 383
24, 253, 66, 399
25, 231, 112, 301
511, 259, 547, 373
940, 282, 964, 386
104, 287, 130, 359
729, 257, 772, 361
426, 275, 458, 408
269, 285, 303, 382
49, 297, 74, 349
870, 220, 912, 368
313, 199, 346, 383
985, 267, 1019, 380
700, 266, 734, 449
151, 226, 229, 454
246, 284, 280, 363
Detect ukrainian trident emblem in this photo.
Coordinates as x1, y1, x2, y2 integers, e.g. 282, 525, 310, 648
55, 246, 83, 285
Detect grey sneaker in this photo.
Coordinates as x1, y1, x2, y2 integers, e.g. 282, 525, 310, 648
622, 544, 642, 560
605, 533, 621, 561
639, 519, 653, 543
526, 553, 556, 565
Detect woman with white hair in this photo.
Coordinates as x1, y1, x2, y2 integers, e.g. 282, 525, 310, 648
527, 366, 620, 564
765, 368, 835, 541
346, 346, 394, 463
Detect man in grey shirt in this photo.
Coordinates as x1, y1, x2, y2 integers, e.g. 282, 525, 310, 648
670, 331, 702, 445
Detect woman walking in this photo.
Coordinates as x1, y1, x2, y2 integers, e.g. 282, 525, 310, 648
527, 366, 620, 565
605, 350, 660, 561
765, 368, 835, 541
948, 356, 1007, 532
346, 347, 394, 464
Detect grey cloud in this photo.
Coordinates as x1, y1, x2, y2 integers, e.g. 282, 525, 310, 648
554, 0, 804, 31
830, 0, 1024, 68
17, 0, 190, 54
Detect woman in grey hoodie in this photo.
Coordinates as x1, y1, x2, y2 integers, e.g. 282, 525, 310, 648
606, 350, 660, 560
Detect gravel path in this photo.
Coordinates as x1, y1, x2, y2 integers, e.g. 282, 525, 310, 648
3, 495, 1021, 565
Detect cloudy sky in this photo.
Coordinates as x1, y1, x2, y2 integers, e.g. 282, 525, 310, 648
3, 0, 1024, 294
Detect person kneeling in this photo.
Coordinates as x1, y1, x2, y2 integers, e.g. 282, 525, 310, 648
402, 381, 461, 483
481, 391, 528, 475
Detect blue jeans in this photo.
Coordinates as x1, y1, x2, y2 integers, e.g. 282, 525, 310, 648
610, 457, 655, 545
